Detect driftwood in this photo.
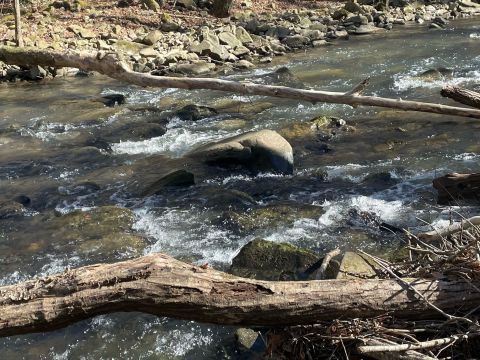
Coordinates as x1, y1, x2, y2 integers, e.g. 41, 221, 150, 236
1, 252, 480, 338
418, 215, 480, 242
441, 85, 480, 109
2, 46, 480, 119
433, 172, 480, 205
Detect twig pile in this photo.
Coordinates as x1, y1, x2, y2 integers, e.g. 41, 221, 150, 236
267, 216, 480, 359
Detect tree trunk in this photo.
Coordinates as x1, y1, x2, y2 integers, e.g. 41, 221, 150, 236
13, 0, 24, 47
0, 252, 480, 337
441, 85, 480, 109
211, 0, 234, 18
1, 46, 480, 119
433, 172, 480, 205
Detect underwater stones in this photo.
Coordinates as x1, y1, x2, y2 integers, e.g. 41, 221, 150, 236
210, 99, 273, 114
188, 129, 294, 174
50, 206, 147, 255
0, 201, 26, 219
220, 201, 324, 233
142, 169, 195, 196
230, 238, 322, 281
416, 67, 453, 81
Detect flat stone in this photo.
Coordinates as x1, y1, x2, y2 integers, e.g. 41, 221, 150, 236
175, 61, 216, 75
142, 30, 163, 45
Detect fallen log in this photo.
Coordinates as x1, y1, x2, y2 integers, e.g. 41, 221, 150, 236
1, 252, 480, 338
441, 85, 480, 109
433, 172, 480, 205
2, 46, 480, 119
418, 215, 480, 242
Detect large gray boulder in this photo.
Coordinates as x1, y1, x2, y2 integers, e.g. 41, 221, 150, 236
188, 129, 294, 174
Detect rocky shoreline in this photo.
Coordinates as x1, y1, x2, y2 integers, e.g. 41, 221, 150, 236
1, 0, 480, 81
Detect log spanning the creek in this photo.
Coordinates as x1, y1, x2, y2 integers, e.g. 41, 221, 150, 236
441, 85, 480, 109
1, 252, 480, 337
3, 46, 480, 119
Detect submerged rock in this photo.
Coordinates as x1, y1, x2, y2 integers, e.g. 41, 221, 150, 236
142, 169, 195, 196
220, 201, 324, 233
230, 238, 322, 280
49, 206, 147, 255
174, 104, 218, 121
188, 129, 294, 174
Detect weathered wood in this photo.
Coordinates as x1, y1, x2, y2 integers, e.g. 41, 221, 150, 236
13, 0, 24, 47
441, 85, 480, 109
1, 252, 480, 337
418, 215, 480, 241
433, 173, 480, 205
2, 46, 480, 119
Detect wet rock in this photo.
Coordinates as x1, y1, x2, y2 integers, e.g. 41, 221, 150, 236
335, 252, 380, 279
202, 188, 256, 210
209, 99, 273, 114
416, 67, 453, 81
188, 129, 294, 174
106, 122, 166, 142
0, 201, 26, 219
221, 201, 324, 233
175, 104, 217, 121
348, 24, 379, 35
230, 238, 322, 281
142, 170, 195, 196
98, 94, 126, 107
235, 328, 265, 355
260, 66, 304, 87
235, 59, 255, 69
215, 118, 248, 130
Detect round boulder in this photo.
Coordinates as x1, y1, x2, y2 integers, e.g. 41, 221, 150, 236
188, 129, 294, 174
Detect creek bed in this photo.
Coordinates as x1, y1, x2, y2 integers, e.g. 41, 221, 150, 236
1, 18, 480, 359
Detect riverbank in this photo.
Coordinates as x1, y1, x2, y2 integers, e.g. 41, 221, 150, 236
1, 0, 480, 81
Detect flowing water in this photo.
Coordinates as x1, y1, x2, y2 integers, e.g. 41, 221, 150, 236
1, 18, 480, 359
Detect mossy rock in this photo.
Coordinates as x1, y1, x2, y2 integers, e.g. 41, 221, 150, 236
52, 206, 135, 239
221, 201, 324, 233
78, 233, 146, 255
230, 238, 322, 280
209, 99, 273, 114
279, 115, 332, 140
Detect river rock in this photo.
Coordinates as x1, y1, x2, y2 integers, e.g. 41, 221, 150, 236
142, 30, 163, 45
0, 201, 26, 219
67, 25, 96, 39
335, 251, 380, 279
188, 129, 294, 174
221, 201, 324, 233
230, 238, 322, 280
189, 39, 230, 61
174, 61, 216, 75
282, 34, 310, 48
218, 31, 242, 48
235, 26, 253, 44
174, 104, 217, 121
142, 170, 195, 196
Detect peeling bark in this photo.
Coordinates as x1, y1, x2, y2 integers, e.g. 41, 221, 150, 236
1, 253, 480, 337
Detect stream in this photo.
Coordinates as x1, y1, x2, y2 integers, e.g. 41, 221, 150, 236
1, 18, 480, 359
